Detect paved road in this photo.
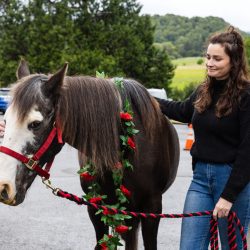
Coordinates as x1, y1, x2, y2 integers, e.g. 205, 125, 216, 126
0, 124, 248, 249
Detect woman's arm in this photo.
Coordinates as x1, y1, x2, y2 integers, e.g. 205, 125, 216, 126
213, 91, 250, 219
220, 91, 250, 202
155, 90, 197, 123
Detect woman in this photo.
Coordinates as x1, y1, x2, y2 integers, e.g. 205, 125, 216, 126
156, 27, 250, 249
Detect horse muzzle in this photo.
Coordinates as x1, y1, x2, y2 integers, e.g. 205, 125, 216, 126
0, 180, 16, 205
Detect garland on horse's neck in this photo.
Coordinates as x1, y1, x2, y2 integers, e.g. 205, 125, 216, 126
78, 73, 139, 249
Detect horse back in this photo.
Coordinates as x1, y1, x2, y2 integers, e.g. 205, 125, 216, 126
119, 80, 180, 195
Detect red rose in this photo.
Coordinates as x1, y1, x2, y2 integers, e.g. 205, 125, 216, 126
120, 112, 132, 121
89, 196, 102, 203
114, 161, 123, 169
120, 185, 131, 197
102, 208, 115, 215
127, 137, 136, 150
115, 225, 129, 234
100, 242, 108, 250
102, 209, 109, 215
80, 171, 96, 181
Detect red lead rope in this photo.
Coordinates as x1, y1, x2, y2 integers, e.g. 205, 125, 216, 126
54, 189, 248, 250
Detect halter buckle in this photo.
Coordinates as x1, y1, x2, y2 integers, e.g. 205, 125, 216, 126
25, 158, 37, 170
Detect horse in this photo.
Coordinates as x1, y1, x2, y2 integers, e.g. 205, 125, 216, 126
0, 60, 180, 250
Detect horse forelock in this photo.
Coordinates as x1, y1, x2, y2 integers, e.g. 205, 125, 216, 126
11, 74, 49, 123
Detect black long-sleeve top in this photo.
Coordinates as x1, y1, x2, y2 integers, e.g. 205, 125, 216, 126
157, 79, 250, 203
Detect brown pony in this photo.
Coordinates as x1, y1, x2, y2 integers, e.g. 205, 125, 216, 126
0, 61, 179, 250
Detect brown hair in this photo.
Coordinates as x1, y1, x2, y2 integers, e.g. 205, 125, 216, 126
194, 26, 250, 117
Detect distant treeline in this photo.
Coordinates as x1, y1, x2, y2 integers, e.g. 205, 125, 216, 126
151, 14, 250, 58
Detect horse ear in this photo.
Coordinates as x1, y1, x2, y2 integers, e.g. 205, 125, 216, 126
16, 59, 30, 79
44, 63, 68, 96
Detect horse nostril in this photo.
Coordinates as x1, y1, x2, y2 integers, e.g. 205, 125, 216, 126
0, 184, 10, 201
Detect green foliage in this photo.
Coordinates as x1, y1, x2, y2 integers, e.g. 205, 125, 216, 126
172, 57, 204, 66
0, 0, 27, 85
171, 57, 205, 90
197, 58, 204, 65
154, 42, 180, 59
169, 56, 205, 100
0, 0, 174, 92
151, 14, 249, 58
245, 37, 250, 68
170, 82, 198, 101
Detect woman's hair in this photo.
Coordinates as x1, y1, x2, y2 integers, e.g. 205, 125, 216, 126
194, 26, 250, 117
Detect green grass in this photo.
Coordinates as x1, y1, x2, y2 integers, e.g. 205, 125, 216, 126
171, 57, 206, 90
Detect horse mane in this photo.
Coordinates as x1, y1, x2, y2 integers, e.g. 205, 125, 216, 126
121, 79, 162, 138
58, 76, 162, 174
58, 76, 121, 173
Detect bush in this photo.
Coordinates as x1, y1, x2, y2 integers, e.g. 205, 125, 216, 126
197, 58, 204, 65
170, 82, 198, 101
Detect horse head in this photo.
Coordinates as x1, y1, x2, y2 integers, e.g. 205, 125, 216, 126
0, 60, 67, 205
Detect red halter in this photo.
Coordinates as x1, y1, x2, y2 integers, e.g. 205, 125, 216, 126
0, 125, 63, 179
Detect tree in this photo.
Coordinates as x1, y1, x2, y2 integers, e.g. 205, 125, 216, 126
67, 0, 174, 90
0, 0, 174, 91
151, 14, 250, 58
0, 0, 27, 85
23, 0, 76, 73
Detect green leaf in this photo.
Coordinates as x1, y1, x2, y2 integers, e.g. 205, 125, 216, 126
132, 129, 140, 134
124, 99, 132, 112
95, 209, 104, 215
123, 159, 133, 170
96, 71, 106, 78
120, 135, 127, 142
114, 77, 124, 90
125, 121, 132, 126
101, 216, 108, 224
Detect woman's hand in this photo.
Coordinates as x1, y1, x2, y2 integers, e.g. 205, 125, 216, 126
0, 120, 5, 137
213, 197, 233, 220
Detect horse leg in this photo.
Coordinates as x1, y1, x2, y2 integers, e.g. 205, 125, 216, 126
141, 195, 162, 250
121, 217, 140, 250
87, 206, 109, 250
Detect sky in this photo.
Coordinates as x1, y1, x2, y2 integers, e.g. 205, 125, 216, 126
138, 0, 250, 32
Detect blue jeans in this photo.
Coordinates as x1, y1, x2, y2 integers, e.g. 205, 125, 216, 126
180, 162, 250, 250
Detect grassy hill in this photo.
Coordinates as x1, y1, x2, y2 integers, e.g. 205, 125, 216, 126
171, 57, 206, 90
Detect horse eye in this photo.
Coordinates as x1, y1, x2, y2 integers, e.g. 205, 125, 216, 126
28, 121, 42, 130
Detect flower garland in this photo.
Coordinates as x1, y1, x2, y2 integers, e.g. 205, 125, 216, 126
77, 73, 139, 249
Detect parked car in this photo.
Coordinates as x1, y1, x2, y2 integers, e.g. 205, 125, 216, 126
0, 88, 11, 114
147, 88, 168, 100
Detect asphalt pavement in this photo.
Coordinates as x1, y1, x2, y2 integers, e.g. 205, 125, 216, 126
0, 123, 248, 250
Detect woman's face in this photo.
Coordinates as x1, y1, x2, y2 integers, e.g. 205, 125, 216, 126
206, 43, 231, 80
